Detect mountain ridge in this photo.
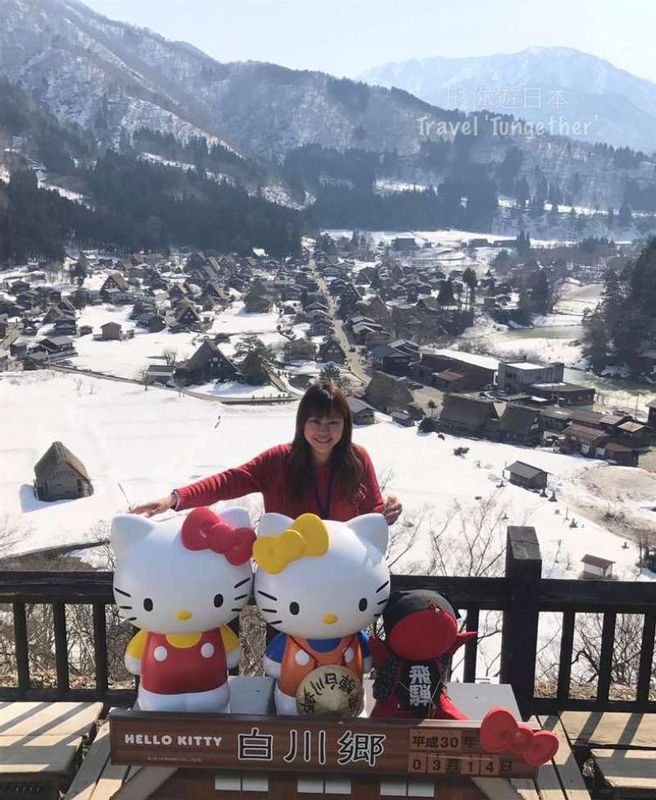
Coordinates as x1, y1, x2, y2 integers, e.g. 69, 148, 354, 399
361, 46, 656, 153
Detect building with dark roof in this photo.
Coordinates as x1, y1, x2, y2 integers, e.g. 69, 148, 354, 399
34, 442, 93, 501
436, 394, 499, 438
505, 461, 548, 491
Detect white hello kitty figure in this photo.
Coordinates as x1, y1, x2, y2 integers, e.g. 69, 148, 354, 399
252, 512, 390, 715
111, 506, 255, 713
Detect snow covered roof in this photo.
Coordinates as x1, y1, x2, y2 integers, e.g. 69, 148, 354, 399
424, 348, 498, 371
504, 361, 548, 370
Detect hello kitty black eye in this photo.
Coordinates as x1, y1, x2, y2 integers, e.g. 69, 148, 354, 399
143, 598, 153, 611
359, 598, 368, 612
289, 602, 300, 615
214, 594, 224, 608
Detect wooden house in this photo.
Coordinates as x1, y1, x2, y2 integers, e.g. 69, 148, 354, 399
391, 410, 415, 427
172, 302, 202, 331
415, 351, 497, 391
100, 273, 130, 298
145, 365, 176, 386
436, 395, 499, 438
498, 405, 543, 446
34, 441, 93, 501
176, 340, 237, 386
100, 322, 123, 341
528, 382, 595, 406
318, 337, 346, 364
347, 396, 376, 425
37, 336, 76, 358
284, 339, 317, 362
581, 554, 615, 580
505, 461, 548, 491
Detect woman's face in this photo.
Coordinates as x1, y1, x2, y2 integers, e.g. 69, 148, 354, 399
303, 413, 345, 460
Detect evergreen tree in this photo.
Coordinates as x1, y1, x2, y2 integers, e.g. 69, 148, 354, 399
462, 266, 477, 308
437, 279, 455, 307
618, 201, 633, 228
235, 336, 276, 385
319, 362, 348, 389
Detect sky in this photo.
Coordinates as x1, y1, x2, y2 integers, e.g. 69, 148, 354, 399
81, 0, 656, 82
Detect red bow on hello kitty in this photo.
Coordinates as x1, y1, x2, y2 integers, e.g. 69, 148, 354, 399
181, 508, 255, 566
480, 707, 559, 766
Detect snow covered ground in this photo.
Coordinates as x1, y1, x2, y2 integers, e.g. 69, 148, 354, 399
1, 370, 651, 589
67, 301, 287, 398
325, 228, 564, 248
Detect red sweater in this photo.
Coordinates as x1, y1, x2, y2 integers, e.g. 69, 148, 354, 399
174, 443, 385, 522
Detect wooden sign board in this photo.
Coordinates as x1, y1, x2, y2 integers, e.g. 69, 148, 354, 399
156, 769, 495, 800
109, 711, 536, 780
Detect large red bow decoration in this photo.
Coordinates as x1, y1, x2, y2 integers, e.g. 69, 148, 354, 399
181, 507, 255, 566
480, 707, 559, 767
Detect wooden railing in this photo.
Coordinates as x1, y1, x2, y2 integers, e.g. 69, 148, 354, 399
1, 526, 654, 718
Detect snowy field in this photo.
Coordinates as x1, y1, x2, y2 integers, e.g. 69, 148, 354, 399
66, 301, 287, 398
325, 228, 564, 248
1, 371, 652, 591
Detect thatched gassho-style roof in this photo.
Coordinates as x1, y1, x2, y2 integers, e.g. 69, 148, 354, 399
34, 442, 90, 481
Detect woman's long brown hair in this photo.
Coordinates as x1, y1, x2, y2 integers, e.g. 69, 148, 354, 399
287, 381, 364, 501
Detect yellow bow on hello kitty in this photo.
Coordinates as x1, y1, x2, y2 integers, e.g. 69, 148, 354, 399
253, 513, 329, 574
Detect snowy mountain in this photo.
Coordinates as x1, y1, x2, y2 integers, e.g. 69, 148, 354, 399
2, 1, 656, 215
361, 47, 656, 153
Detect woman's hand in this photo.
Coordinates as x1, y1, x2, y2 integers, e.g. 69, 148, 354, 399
383, 495, 402, 525
130, 494, 176, 517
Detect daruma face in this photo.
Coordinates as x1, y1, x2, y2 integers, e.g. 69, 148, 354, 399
111, 508, 254, 635
253, 513, 390, 640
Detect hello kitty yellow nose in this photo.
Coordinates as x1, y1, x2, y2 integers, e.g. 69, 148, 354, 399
323, 613, 338, 625
176, 610, 192, 621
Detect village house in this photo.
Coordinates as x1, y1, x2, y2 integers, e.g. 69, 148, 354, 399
497, 361, 564, 394
34, 441, 93, 501
370, 341, 419, 376
365, 372, 413, 414
529, 382, 595, 406
558, 423, 640, 467
283, 338, 317, 362
346, 396, 376, 425
505, 461, 548, 491
36, 336, 76, 359
436, 394, 499, 438
318, 337, 346, 364
415, 350, 497, 392
391, 410, 415, 427
52, 316, 77, 336
581, 554, 615, 580
498, 405, 544, 446
170, 301, 202, 331
138, 313, 166, 332
145, 365, 176, 386
175, 340, 237, 386
100, 272, 130, 299
99, 322, 123, 341
310, 319, 334, 337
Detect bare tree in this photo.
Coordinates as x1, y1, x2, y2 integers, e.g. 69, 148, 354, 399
136, 367, 153, 391
162, 348, 177, 367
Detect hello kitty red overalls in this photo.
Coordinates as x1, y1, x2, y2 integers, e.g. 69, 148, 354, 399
141, 630, 227, 694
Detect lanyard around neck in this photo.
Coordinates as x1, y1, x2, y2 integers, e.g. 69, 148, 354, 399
312, 464, 335, 520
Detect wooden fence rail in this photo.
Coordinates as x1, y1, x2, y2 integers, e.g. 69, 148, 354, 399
1, 526, 654, 717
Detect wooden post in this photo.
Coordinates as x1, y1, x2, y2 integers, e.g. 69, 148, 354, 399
500, 526, 542, 721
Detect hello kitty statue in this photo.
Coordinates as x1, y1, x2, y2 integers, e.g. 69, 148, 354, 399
252, 512, 390, 716
111, 507, 255, 713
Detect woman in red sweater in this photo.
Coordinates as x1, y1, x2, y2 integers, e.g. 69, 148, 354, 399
132, 382, 402, 525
